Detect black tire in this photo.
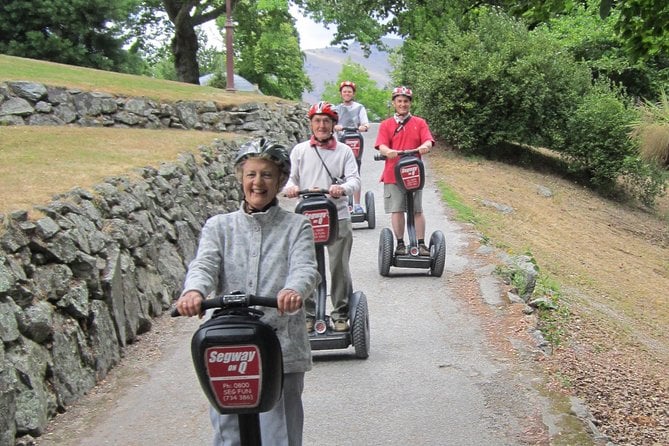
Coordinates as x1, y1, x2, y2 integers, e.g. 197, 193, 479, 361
351, 293, 370, 359
365, 191, 376, 229
429, 231, 446, 277
378, 228, 394, 276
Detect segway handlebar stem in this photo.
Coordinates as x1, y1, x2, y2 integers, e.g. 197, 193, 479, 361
374, 148, 421, 161
171, 294, 277, 317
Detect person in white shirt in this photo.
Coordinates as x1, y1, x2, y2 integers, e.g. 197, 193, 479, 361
283, 101, 361, 333
334, 81, 369, 214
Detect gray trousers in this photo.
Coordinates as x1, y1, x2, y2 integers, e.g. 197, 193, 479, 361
210, 372, 305, 446
305, 218, 353, 321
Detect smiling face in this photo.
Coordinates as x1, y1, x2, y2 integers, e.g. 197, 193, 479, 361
310, 114, 335, 140
241, 158, 282, 210
340, 86, 355, 103
392, 95, 412, 117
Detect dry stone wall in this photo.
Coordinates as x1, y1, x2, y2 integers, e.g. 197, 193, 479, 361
0, 80, 309, 147
0, 81, 311, 445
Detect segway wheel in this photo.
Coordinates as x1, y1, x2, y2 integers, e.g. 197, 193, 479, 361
365, 191, 376, 229
429, 230, 446, 277
351, 292, 370, 359
378, 228, 394, 276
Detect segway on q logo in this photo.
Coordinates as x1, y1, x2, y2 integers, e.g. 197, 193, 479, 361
303, 209, 331, 244
205, 345, 262, 409
400, 164, 421, 191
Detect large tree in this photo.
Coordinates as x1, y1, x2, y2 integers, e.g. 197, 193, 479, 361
230, 0, 311, 99
159, 0, 236, 84
0, 0, 144, 72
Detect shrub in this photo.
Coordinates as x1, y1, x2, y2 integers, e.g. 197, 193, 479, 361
400, 9, 590, 152
559, 81, 666, 204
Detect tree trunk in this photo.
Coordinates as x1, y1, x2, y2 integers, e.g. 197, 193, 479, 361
171, 18, 200, 84
162, 0, 201, 84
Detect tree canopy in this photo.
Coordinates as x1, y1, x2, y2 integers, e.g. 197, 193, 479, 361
0, 0, 144, 72
294, 0, 669, 61
229, 0, 311, 100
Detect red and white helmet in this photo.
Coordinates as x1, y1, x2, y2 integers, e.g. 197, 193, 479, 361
391, 86, 413, 100
339, 80, 356, 92
307, 101, 338, 122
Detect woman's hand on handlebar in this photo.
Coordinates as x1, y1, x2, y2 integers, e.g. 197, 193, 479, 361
176, 290, 204, 318
277, 288, 303, 315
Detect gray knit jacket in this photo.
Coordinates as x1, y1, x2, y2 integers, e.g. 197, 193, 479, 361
182, 203, 320, 373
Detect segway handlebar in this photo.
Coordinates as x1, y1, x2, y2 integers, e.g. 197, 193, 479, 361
341, 126, 366, 133
297, 188, 329, 195
171, 293, 277, 317
374, 148, 421, 161
283, 188, 346, 198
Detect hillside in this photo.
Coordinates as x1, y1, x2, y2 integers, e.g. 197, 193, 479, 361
431, 149, 668, 445
301, 38, 401, 103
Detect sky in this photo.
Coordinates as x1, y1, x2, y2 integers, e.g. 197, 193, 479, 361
290, 5, 337, 50
202, 5, 336, 51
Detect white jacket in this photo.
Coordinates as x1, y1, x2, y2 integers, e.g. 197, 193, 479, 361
182, 203, 320, 373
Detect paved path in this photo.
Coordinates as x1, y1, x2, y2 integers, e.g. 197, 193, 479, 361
39, 125, 561, 446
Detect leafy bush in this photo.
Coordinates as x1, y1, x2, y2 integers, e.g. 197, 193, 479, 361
560, 83, 637, 186
399, 9, 591, 152
559, 81, 666, 204
395, 8, 667, 204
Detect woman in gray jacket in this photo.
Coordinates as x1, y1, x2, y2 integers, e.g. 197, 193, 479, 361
175, 138, 320, 446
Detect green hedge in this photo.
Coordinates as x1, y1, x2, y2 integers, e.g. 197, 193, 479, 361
397, 8, 666, 205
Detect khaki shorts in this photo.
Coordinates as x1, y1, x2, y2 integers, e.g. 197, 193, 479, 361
383, 183, 423, 213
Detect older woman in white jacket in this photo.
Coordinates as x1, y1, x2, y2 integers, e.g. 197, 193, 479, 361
176, 138, 320, 446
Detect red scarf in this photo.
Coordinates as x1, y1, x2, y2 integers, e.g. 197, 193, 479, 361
310, 135, 337, 150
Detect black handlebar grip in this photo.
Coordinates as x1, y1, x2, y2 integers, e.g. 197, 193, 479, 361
247, 296, 278, 308
170, 294, 278, 317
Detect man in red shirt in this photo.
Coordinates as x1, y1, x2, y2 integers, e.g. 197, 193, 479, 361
374, 86, 434, 256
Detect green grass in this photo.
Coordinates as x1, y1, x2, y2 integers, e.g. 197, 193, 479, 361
0, 54, 272, 106
436, 180, 482, 225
